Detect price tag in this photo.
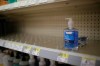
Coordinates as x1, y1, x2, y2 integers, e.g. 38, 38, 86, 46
11, 42, 24, 51
23, 45, 32, 53
3, 41, 7, 48
32, 48, 41, 56
0, 39, 5, 46
5, 41, 12, 48
11, 42, 16, 49
81, 57, 96, 66
57, 53, 69, 63
15, 43, 24, 51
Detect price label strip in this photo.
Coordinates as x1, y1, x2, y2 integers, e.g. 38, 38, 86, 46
23, 46, 32, 53
57, 53, 69, 63
81, 57, 96, 66
32, 48, 41, 56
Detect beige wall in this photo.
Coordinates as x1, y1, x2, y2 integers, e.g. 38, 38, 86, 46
14, 3, 100, 40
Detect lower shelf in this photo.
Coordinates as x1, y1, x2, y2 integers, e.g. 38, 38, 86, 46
0, 39, 100, 66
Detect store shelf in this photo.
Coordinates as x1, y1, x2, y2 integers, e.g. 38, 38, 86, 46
0, 0, 99, 13
0, 39, 100, 66
0, 0, 100, 66
0, 0, 66, 11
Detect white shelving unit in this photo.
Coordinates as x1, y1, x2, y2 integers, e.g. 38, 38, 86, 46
0, 39, 100, 66
0, 0, 100, 66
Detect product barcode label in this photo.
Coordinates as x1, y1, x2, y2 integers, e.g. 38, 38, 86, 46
23, 45, 32, 53
57, 53, 69, 63
14, 42, 24, 51
32, 48, 41, 56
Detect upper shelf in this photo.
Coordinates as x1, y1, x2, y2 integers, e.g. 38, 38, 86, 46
0, 0, 100, 14
0, 0, 66, 11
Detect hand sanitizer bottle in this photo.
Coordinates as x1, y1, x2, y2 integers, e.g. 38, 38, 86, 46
64, 18, 78, 50
3, 49, 10, 66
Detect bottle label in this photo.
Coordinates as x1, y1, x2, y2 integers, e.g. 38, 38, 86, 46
31, 48, 41, 56
65, 31, 75, 40
64, 30, 78, 49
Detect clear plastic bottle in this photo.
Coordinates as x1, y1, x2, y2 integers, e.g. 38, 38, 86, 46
39, 57, 46, 66
50, 60, 56, 66
8, 51, 14, 66
3, 49, 10, 66
64, 18, 78, 50
29, 55, 35, 66
13, 51, 20, 66
34, 56, 39, 66
19, 53, 29, 66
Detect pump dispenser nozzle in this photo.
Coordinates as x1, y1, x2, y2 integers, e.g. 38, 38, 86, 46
66, 18, 73, 29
